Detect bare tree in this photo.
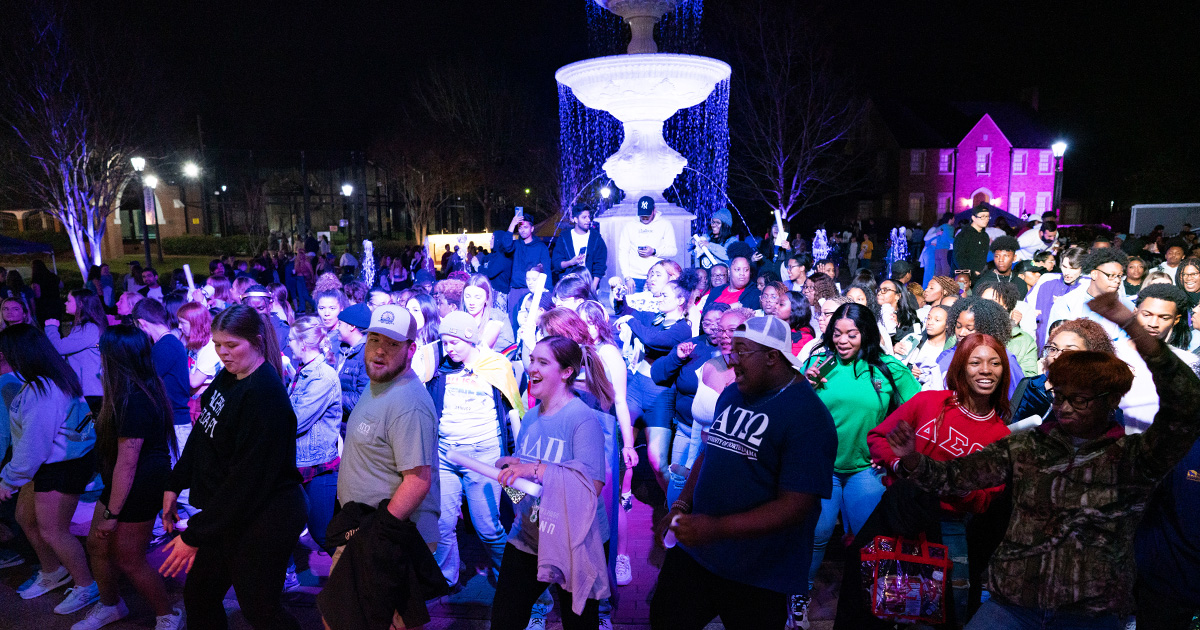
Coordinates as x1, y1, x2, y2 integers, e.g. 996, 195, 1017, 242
723, 0, 868, 222
373, 133, 461, 245
0, 2, 150, 276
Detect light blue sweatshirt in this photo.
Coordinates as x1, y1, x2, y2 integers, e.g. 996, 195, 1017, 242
0, 379, 88, 490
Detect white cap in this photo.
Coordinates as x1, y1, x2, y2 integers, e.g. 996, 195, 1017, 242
366, 305, 417, 343
732, 316, 804, 371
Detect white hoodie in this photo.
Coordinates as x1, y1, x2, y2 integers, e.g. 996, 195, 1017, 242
618, 215, 677, 280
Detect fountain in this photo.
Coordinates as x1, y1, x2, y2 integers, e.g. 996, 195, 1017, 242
555, 0, 730, 280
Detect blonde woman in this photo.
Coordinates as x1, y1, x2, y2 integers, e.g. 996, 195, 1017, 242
461, 274, 515, 352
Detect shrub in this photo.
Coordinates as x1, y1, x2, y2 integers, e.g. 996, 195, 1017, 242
161, 235, 255, 256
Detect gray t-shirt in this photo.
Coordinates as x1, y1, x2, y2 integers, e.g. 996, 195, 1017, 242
510, 396, 607, 554
338, 368, 440, 543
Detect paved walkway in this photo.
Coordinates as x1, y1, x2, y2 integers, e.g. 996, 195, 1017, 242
1, 492, 845, 630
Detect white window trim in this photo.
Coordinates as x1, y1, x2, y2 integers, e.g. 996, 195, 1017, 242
976, 147, 992, 174
1010, 192, 1026, 215
1012, 150, 1027, 175
1038, 151, 1052, 174
910, 149, 926, 174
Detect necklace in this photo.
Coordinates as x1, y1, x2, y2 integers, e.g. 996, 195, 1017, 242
754, 375, 798, 406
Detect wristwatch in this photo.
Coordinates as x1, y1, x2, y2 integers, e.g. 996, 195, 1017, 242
103, 508, 120, 520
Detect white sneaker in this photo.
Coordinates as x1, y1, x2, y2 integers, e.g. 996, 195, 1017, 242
19, 566, 71, 599
155, 606, 185, 630
615, 554, 633, 586
786, 593, 811, 630
71, 599, 129, 630
524, 617, 546, 630
55, 581, 101, 614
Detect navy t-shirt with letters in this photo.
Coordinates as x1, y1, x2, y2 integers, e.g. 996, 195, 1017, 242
683, 376, 837, 595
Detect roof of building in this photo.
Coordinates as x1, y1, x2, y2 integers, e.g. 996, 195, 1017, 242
875, 100, 1054, 149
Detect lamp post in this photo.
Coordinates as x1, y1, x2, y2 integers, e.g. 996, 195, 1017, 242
130, 157, 154, 268
1051, 141, 1067, 214
600, 185, 612, 216
144, 174, 164, 263
182, 162, 200, 235
341, 184, 354, 250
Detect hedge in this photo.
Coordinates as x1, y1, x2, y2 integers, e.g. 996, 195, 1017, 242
161, 235, 257, 256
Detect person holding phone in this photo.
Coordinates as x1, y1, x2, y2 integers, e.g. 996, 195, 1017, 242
618, 197, 677, 292
551, 204, 608, 289
495, 211, 552, 332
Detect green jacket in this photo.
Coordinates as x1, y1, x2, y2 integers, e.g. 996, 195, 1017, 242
805, 352, 920, 474
1008, 327, 1038, 377
905, 341, 1200, 615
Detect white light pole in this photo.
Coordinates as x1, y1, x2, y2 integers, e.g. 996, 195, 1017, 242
131, 157, 153, 268
143, 174, 164, 263
341, 184, 354, 247
1051, 141, 1067, 213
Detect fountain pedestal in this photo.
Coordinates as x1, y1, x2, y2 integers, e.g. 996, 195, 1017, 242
596, 200, 694, 285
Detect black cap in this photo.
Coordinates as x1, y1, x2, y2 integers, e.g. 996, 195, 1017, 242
637, 196, 655, 217
890, 260, 913, 278
337, 303, 371, 329
1015, 260, 1043, 275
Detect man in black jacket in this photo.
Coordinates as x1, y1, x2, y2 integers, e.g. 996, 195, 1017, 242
953, 206, 992, 278
550, 204, 608, 289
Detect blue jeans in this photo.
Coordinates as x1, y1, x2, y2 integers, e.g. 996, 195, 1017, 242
942, 516, 969, 623
627, 371, 675, 483
435, 437, 507, 586
666, 417, 694, 507
300, 471, 338, 548
967, 599, 1123, 630
808, 468, 886, 589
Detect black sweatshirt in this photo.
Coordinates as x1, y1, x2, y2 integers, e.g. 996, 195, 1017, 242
168, 362, 302, 547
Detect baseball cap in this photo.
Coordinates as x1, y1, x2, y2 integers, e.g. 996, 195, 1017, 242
732, 316, 804, 371
1015, 260, 1043, 275
366, 304, 417, 342
637, 196, 655, 217
337, 302, 372, 330
439, 311, 478, 344
414, 270, 435, 285
890, 260, 913, 278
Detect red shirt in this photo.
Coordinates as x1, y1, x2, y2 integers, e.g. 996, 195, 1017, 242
713, 286, 745, 305
868, 390, 1010, 513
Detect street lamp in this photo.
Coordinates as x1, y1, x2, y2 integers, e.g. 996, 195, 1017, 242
599, 185, 612, 216
130, 157, 153, 268
182, 162, 201, 235
341, 184, 354, 196
142, 175, 164, 263
1051, 141, 1067, 214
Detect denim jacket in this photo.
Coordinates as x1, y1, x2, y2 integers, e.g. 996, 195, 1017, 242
338, 341, 369, 421
290, 358, 343, 467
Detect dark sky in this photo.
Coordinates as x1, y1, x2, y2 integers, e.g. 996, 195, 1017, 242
22, 0, 1200, 205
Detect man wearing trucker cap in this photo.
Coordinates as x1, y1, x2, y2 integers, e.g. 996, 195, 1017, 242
650, 316, 836, 630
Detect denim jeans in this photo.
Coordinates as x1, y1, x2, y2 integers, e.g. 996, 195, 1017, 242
300, 471, 338, 548
808, 468, 887, 588
435, 437, 507, 586
942, 516, 969, 623
627, 371, 675, 483
966, 599, 1123, 630
666, 417, 694, 507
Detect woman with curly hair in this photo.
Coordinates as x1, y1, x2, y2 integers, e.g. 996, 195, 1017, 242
920, 276, 960, 322
1010, 318, 1114, 430
922, 296, 1023, 398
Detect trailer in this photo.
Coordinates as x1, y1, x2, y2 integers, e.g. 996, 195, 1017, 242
1129, 203, 1200, 236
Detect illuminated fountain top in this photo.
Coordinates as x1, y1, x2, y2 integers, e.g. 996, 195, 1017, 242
556, 0, 729, 204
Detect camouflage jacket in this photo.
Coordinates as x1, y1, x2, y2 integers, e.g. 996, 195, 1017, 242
906, 341, 1200, 615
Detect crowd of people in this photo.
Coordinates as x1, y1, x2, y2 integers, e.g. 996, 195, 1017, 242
1, 200, 1200, 630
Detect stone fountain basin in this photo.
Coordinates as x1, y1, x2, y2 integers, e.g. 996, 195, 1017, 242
556, 54, 731, 122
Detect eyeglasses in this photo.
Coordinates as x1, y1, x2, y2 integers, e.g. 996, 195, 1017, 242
877, 287, 897, 295
728, 348, 763, 359
1183, 271, 1200, 280
1093, 269, 1125, 282
1043, 344, 1081, 357
712, 326, 741, 338
1048, 390, 1111, 410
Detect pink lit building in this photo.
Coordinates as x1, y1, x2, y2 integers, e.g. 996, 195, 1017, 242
863, 101, 1060, 226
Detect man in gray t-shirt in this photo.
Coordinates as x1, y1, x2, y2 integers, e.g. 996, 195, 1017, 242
336, 305, 440, 543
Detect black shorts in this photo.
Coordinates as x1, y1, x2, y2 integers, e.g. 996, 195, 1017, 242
100, 472, 168, 523
33, 451, 96, 495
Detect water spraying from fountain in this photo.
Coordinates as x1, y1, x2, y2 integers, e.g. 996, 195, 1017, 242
557, 0, 730, 277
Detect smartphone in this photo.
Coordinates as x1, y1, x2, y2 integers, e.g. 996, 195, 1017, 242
514, 206, 524, 218
815, 354, 837, 381
579, 246, 587, 256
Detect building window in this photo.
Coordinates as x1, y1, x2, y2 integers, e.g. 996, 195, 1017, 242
1036, 192, 1052, 213
1010, 192, 1026, 215
908, 193, 924, 220
937, 193, 951, 214
976, 147, 991, 174
939, 150, 954, 174
1038, 151, 1052, 174
909, 150, 926, 174
1012, 151, 1027, 175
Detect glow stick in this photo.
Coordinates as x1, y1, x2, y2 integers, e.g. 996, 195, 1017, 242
773, 209, 789, 247
182, 264, 195, 292
445, 449, 542, 497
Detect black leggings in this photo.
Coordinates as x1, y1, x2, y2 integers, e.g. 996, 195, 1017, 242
490, 543, 602, 630
183, 486, 308, 630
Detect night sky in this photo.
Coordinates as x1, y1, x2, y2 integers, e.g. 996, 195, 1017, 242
8, 0, 1200, 208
